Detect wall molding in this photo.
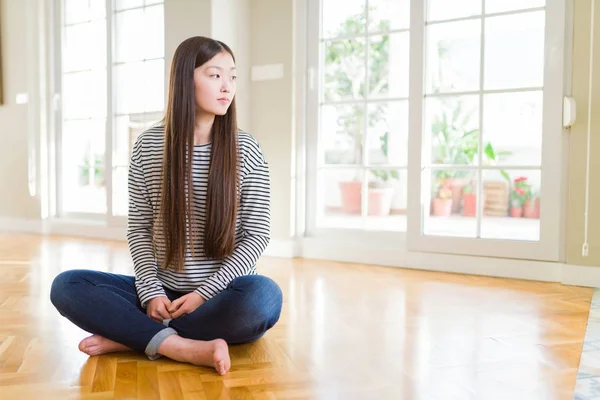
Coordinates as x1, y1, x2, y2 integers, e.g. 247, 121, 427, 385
263, 238, 299, 258
561, 264, 600, 288
301, 236, 599, 288
0, 217, 45, 234
1, 217, 597, 288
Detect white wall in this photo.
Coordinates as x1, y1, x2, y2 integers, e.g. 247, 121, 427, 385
164, 0, 250, 130
249, 0, 295, 239
164, 0, 212, 70
0, 0, 41, 219
211, 0, 250, 131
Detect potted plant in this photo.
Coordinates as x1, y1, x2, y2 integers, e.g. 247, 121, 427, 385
367, 131, 401, 216
367, 169, 399, 216
339, 180, 362, 214
431, 100, 512, 214
460, 181, 479, 217
431, 180, 453, 217
523, 189, 540, 219
509, 176, 531, 217
431, 101, 477, 212
78, 164, 89, 186
328, 30, 393, 215
339, 131, 400, 216
78, 155, 105, 187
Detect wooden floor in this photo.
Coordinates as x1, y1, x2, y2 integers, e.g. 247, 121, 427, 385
0, 233, 593, 399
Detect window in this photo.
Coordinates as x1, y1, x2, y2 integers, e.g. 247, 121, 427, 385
307, 0, 568, 261
421, 1, 546, 241
58, 0, 165, 219
316, 0, 410, 232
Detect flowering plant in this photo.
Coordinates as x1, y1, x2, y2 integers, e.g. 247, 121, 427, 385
437, 187, 453, 200
510, 177, 531, 207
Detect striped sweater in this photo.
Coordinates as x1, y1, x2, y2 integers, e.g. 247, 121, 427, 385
127, 125, 271, 307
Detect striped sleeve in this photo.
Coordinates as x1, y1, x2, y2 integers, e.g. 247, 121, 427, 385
127, 138, 166, 308
195, 154, 271, 300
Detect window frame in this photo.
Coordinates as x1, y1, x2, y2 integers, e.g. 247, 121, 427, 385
304, 0, 571, 262
53, 0, 165, 227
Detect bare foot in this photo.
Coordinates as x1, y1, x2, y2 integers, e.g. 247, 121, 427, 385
158, 336, 231, 375
78, 335, 131, 356
210, 339, 231, 376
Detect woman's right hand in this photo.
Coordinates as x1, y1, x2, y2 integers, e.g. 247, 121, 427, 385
146, 296, 172, 322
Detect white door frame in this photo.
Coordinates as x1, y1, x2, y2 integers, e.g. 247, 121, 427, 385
51, 0, 159, 230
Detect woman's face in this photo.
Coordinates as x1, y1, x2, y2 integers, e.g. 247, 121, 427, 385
194, 51, 237, 116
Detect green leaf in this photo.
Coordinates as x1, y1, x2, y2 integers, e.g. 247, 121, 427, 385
462, 129, 478, 137
484, 143, 496, 161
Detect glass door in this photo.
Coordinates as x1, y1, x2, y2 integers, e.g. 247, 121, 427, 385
307, 0, 412, 235
406, 0, 568, 261
57, 0, 165, 226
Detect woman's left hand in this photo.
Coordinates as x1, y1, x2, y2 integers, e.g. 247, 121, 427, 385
168, 292, 206, 318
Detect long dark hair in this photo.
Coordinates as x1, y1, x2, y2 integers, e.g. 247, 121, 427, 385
157, 36, 239, 271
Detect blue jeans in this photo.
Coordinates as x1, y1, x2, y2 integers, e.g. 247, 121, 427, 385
50, 269, 283, 359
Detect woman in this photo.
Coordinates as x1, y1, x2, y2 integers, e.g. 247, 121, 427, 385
50, 36, 282, 376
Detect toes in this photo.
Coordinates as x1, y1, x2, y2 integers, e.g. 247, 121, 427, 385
79, 341, 90, 353
85, 346, 101, 356
215, 360, 227, 375
79, 336, 95, 350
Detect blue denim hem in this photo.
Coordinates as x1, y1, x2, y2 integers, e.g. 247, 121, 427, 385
145, 327, 177, 360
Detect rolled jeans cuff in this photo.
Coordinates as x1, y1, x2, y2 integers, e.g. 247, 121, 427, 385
145, 327, 177, 360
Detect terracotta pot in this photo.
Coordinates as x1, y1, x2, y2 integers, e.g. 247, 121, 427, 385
339, 181, 362, 214
450, 180, 464, 213
523, 198, 540, 219
368, 187, 394, 216
510, 207, 523, 218
432, 198, 452, 216
339, 181, 394, 216
461, 193, 477, 217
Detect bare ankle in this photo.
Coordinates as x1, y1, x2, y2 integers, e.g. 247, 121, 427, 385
157, 336, 230, 374
157, 335, 191, 362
